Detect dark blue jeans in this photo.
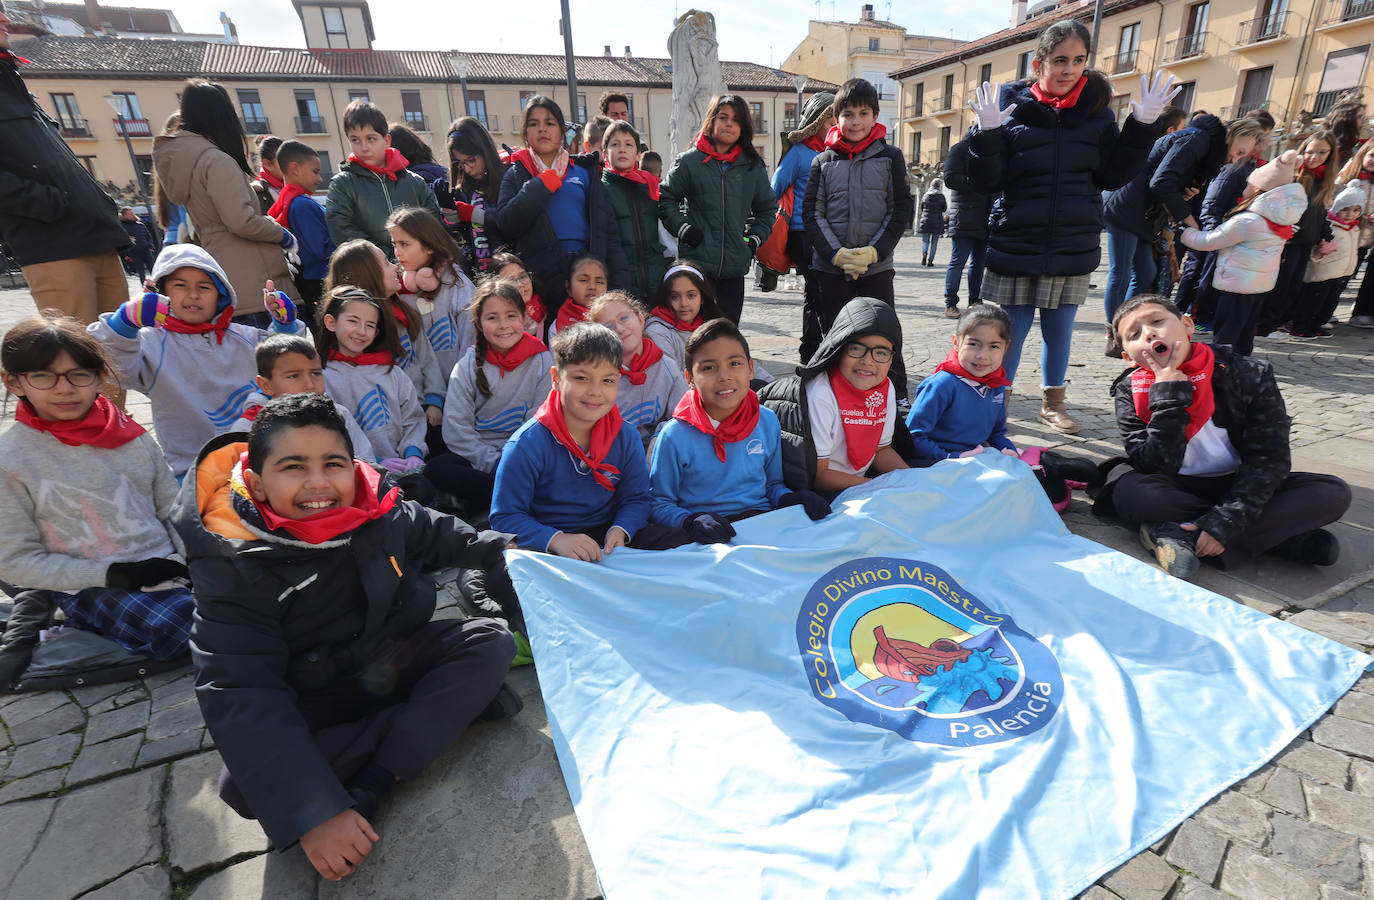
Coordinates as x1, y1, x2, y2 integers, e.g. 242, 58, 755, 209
943, 237, 988, 308
1104, 226, 1158, 321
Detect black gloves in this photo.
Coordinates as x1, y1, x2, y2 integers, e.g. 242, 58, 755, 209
779, 490, 832, 521
683, 512, 736, 544
105, 558, 189, 591
745, 234, 762, 253
678, 223, 704, 247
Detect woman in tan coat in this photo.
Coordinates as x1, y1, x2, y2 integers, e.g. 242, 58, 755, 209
153, 80, 297, 322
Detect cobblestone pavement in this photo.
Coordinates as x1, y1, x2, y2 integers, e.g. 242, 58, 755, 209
0, 240, 1371, 899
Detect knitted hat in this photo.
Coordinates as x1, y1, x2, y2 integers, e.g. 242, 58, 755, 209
1247, 149, 1299, 194
787, 91, 837, 145
1332, 183, 1366, 214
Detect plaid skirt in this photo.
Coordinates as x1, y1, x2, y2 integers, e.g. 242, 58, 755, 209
982, 271, 1091, 309
54, 586, 194, 661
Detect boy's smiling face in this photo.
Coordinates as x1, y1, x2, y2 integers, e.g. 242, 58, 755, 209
162, 266, 220, 324
259, 351, 325, 398
347, 125, 390, 169
1116, 302, 1195, 370
838, 103, 877, 145
837, 335, 893, 392
553, 358, 621, 436
246, 424, 356, 519
688, 335, 751, 421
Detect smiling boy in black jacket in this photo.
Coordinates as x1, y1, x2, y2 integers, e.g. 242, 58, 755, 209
172, 395, 516, 882
1103, 294, 1350, 579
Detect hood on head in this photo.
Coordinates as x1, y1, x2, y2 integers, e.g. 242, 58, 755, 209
1332, 183, 1366, 215
1250, 181, 1308, 226
801, 297, 903, 379
151, 244, 237, 313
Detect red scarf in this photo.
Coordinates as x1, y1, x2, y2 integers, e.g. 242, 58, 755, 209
932, 347, 1011, 389
390, 301, 410, 329
240, 404, 262, 423
650, 306, 700, 332
525, 293, 547, 326
486, 332, 547, 377
257, 168, 285, 190
695, 133, 742, 165
802, 134, 827, 152
1359, 170, 1374, 181
672, 388, 760, 462
622, 338, 664, 386
610, 167, 661, 201
266, 183, 312, 228
246, 454, 399, 544
509, 147, 570, 180
1260, 217, 1295, 240
328, 348, 395, 367
827, 370, 889, 472
823, 122, 887, 158
1029, 76, 1087, 110
555, 298, 589, 333
0, 51, 32, 66
163, 305, 235, 345
15, 395, 145, 449
1131, 342, 1216, 441
1300, 163, 1328, 180
1329, 212, 1360, 231
533, 389, 623, 491
347, 148, 409, 182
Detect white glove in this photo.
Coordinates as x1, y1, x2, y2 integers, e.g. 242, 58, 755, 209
968, 82, 1015, 132
1130, 72, 1181, 125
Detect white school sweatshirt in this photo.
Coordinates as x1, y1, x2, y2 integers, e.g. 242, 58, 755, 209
323, 361, 428, 461
442, 345, 553, 473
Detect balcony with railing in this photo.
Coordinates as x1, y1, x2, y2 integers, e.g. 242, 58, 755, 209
483, 114, 501, 133
1221, 101, 1283, 121
1163, 31, 1209, 63
1305, 90, 1351, 117
59, 117, 92, 138
901, 104, 925, 121
294, 116, 327, 134
849, 45, 903, 57
1108, 48, 1146, 77
751, 116, 769, 134
404, 112, 429, 132
112, 117, 151, 138
1322, 0, 1374, 26
1236, 11, 1292, 44
511, 114, 524, 134
241, 117, 271, 135
928, 97, 956, 116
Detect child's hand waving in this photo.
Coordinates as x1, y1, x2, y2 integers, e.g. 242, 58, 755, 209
117, 292, 170, 330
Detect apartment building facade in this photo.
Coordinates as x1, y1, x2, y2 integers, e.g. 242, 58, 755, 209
892, 0, 1374, 167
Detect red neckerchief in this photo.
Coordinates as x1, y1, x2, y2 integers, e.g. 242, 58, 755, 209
932, 347, 1011, 388
802, 134, 827, 152
1131, 342, 1216, 441
328, 348, 395, 367
240, 404, 262, 423
244, 453, 399, 544
672, 387, 760, 462
555, 298, 589, 333
695, 133, 742, 165
1359, 170, 1374, 181
257, 168, 285, 190
827, 370, 888, 472
486, 332, 547, 377
15, 395, 145, 449
610, 167, 661, 201
347, 148, 409, 182
650, 306, 700, 332
823, 122, 887, 158
526, 293, 546, 326
1300, 163, 1328, 180
509, 146, 569, 180
0, 51, 32, 66
1260, 217, 1295, 240
533, 389, 623, 491
1029, 77, 1087, 110
1329, 212, 1360, 231
266, 183, 312, 228
622, 337, 664, 386
163, 305, 235, 345
390, 301, 410, 329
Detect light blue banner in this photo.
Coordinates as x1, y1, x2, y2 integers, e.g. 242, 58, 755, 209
508, 455, 1371, 900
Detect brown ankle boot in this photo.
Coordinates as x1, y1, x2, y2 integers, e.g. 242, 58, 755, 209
1038, 386, 1080, 433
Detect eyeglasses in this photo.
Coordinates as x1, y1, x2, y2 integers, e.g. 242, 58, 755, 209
452, 153, 482, 169
17, 368, 99, 389
507, 271, 531, 284
843, 342, 894, 364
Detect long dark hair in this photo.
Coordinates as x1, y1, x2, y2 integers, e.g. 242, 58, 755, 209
470, 280, 529, 397
326, 240, 421, 342
446, 116, 505, 203
385, 207, 464, 300
697, 95, 761, 166
387, 122, 434, 165
178, 79, 252, 176
652, 262, 724, 321
1030, 20, 1111, 115
522, 95, 568, 149
315, 286, 402, 369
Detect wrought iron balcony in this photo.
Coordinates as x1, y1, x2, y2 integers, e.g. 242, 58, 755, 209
1236, 11, 1290, 44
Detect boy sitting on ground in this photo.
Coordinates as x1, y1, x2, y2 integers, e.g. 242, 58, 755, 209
1102, 294, 1351, 578
174, 394, 518, 882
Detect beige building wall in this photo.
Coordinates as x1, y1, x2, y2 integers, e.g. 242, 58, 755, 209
894, 0, 1374, 168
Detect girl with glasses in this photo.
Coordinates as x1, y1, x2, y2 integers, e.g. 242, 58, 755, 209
439, 116, 509, 277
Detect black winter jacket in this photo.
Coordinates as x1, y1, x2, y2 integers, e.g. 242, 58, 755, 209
0, 60, 129, 266
1200, 160, 1255, 229
171, 434, 511, 848
759, 297, 906, 490
1104, 115, 1227, 240
495, 153, 630, 319
916, 190, 947, 235
943, 140, 992, 240
1108, 345, 1291, 548
969, 74, 1156, 277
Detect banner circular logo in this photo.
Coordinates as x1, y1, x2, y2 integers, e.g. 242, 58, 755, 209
796, 557, 1063, 746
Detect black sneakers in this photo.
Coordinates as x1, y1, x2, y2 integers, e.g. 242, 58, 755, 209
1139, 522, 1200, 578
1271, 529, 1341, 566
478, 683, 525, 721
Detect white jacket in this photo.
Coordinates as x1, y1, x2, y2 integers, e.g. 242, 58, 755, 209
1305, 184, 1366, 282
1181, 182, 1307, 295
1333, 176, 1374, 249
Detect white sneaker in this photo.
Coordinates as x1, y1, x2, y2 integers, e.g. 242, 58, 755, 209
1255, 330, 1290, 342
1348, 315, 1374, 329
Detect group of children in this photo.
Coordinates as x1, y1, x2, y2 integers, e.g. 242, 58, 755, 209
0, 77, 1353, 885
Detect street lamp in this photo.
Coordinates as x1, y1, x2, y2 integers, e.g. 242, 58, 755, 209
104, 94, 148, 210
453, 52, 471, 122
791, 74, 808, 132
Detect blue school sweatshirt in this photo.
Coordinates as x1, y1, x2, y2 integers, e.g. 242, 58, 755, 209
648, 405, 790, 526
287, 195, 334, 281
490, 416, 651, 551
904, 371, 1016, 463
546, 164, 591, 252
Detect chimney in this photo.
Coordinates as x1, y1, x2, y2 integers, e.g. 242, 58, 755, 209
219, 11, 238, 43
624, 45, 632, 57
861, 3, 874, 20
85, 0, 102, 33
1012, 0, 1027, 25
604, 44, 612, 57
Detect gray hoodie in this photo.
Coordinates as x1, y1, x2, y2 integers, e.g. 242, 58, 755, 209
322, 361, 428, 461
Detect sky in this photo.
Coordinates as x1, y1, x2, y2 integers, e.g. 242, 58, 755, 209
161, 0, 1014, 63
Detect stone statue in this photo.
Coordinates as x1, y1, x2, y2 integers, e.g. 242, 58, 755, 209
668, 10, 728, 160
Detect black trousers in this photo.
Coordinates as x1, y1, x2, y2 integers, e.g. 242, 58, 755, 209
1211, 290, 1264, 356
219, 617, 515, 820
1256, 244, 1310, 335
788, 231, 827, 363
1351, 249, 1374, 318
1112, 470, 1351, 563
569, 522, 692, 551
812, 268, 907, 399
708, 275, 747, 324
424, 450, 495, 510
1291, 278, 1347, 334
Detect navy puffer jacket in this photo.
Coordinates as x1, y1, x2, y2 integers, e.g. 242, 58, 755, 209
1104, 114, 1227, 240
969, 73, 1156, 277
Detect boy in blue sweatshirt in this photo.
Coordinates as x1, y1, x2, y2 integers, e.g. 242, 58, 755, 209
649, 319, 832, 543
271, 141, 333, 324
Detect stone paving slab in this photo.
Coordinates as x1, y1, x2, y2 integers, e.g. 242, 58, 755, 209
0, 241, 1372, 898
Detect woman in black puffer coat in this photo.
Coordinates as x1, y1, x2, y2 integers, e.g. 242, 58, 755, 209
917, 180, 947, 266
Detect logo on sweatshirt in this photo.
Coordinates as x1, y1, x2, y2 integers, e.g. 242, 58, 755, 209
746, 438, 765, 456
205, 383, 257, 430
796, 557, 1062, 746
355, 385, 392, 431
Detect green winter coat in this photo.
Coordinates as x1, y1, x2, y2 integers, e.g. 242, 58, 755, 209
658, 148, 777, 280
603, 170, 669, 300
324, 160, 442, 258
